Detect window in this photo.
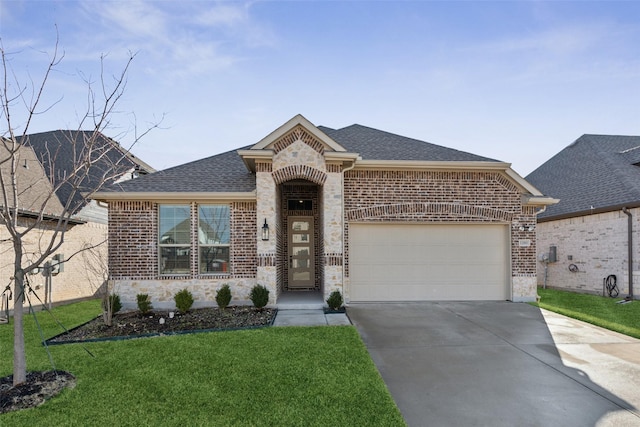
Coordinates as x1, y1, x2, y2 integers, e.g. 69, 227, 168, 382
198, 205, 230, 274
288, 199, 313, 211
159, 205, 191, 275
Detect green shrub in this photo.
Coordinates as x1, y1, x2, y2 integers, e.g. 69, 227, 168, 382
103, 293, 122, 314
174, 288, 195, 313
326, 290, 344, 311
136, 294, 153, 315
216, 284, 232, 310
250, 284, 269, 309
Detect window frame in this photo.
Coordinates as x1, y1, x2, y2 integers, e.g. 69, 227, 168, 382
158, 204, 192, 276
198, 204, 231, 275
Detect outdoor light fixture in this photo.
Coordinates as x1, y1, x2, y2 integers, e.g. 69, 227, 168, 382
262, 219, 270, 241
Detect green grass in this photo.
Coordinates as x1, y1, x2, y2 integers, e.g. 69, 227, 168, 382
1, 300, 405, 426
532, 288, 640, 339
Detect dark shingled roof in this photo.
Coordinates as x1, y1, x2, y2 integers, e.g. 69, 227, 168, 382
526, 134, 640, 220
318, 124, 498, 162
23, 130, 153, 213
103, 123, 499, 194
106, 146, 256, 193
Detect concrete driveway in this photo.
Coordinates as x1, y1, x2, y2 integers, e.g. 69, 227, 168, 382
347, 302, 640, 427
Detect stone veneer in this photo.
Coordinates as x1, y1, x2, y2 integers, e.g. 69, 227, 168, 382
268, 126, 344, 301
536, 207, 640, 297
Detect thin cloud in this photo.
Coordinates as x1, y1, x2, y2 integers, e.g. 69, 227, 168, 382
90, 0, 167, 40
78, 0, 273, 78
195, 3, 250, 27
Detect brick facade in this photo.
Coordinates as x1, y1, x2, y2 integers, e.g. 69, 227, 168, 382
536, 208, 639, 296
343, 169, 538, 298
109, 201, 157, 280
104, 119, 543, 306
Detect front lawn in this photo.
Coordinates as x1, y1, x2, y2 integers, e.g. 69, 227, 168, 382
0, 300, 405, 426
532, 288, 640, 339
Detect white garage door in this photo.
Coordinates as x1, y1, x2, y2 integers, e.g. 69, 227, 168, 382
349, 223, 509, 301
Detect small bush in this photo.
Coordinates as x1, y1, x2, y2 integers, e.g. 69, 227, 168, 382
136, 294, 153, 315
103, 293, 122, 314
216, 284, 232, 310
250, 284, 269, 309
326, 290, 344, 311
174, 288, 195, 313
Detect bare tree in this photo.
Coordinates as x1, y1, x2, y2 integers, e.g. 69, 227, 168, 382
0, 37, 158, 386
80, 241, 118, 326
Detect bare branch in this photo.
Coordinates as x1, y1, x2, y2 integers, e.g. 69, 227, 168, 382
0, 33, 160, 385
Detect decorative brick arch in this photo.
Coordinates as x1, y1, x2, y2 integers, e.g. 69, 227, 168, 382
272, 165, 327, 185
346, 202, 514, 222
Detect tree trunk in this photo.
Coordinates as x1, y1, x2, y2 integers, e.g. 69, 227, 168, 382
13, 268, 26, 385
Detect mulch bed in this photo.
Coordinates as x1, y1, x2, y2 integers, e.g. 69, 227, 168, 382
1, 306, 276, 414
0, 370, 75, 414
48, 306, 277, 343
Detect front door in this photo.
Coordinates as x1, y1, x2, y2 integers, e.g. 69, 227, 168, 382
288, 216, 315, 288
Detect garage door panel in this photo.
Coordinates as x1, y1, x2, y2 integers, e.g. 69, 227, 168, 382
349, 224, 509, 301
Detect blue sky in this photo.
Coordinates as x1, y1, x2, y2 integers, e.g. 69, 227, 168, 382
1, 1, 639, 176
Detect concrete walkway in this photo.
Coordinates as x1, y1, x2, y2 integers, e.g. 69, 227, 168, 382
273, 309, 351, 326
348, 302, 640, 427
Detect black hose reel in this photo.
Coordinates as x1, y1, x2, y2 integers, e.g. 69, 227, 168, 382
603, 275, 619, 298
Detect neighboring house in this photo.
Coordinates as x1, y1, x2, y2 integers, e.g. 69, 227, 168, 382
526, 134, 640, 298
0, 131, 154, 311
93, 114, 555, 308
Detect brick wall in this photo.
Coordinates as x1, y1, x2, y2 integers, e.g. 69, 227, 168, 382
109, 200, 257, 281
343, 169, 536, 279
536, 208, 639, 295
109, 201, 157, 280
230, 201, 257, 278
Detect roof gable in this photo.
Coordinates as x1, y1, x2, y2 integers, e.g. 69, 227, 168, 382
22, 130, 155, 213
0, 142, 65, 216
251, 114, 346, 152
526, 134, 640, 220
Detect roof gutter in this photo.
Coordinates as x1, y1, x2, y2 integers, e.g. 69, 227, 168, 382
538, 201, 640, 223
2, 207, 86, 225
352, 160, 512, 171
91, 191, 257, 203
523, 196, 559, 207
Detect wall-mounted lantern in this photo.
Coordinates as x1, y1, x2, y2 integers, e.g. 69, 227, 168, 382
261, 219, 270, 241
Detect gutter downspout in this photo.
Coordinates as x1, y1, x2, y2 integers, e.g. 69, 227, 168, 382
622, 207, 634, 299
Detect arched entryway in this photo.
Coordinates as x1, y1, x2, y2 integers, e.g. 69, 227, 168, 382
277, 180, 324, 303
